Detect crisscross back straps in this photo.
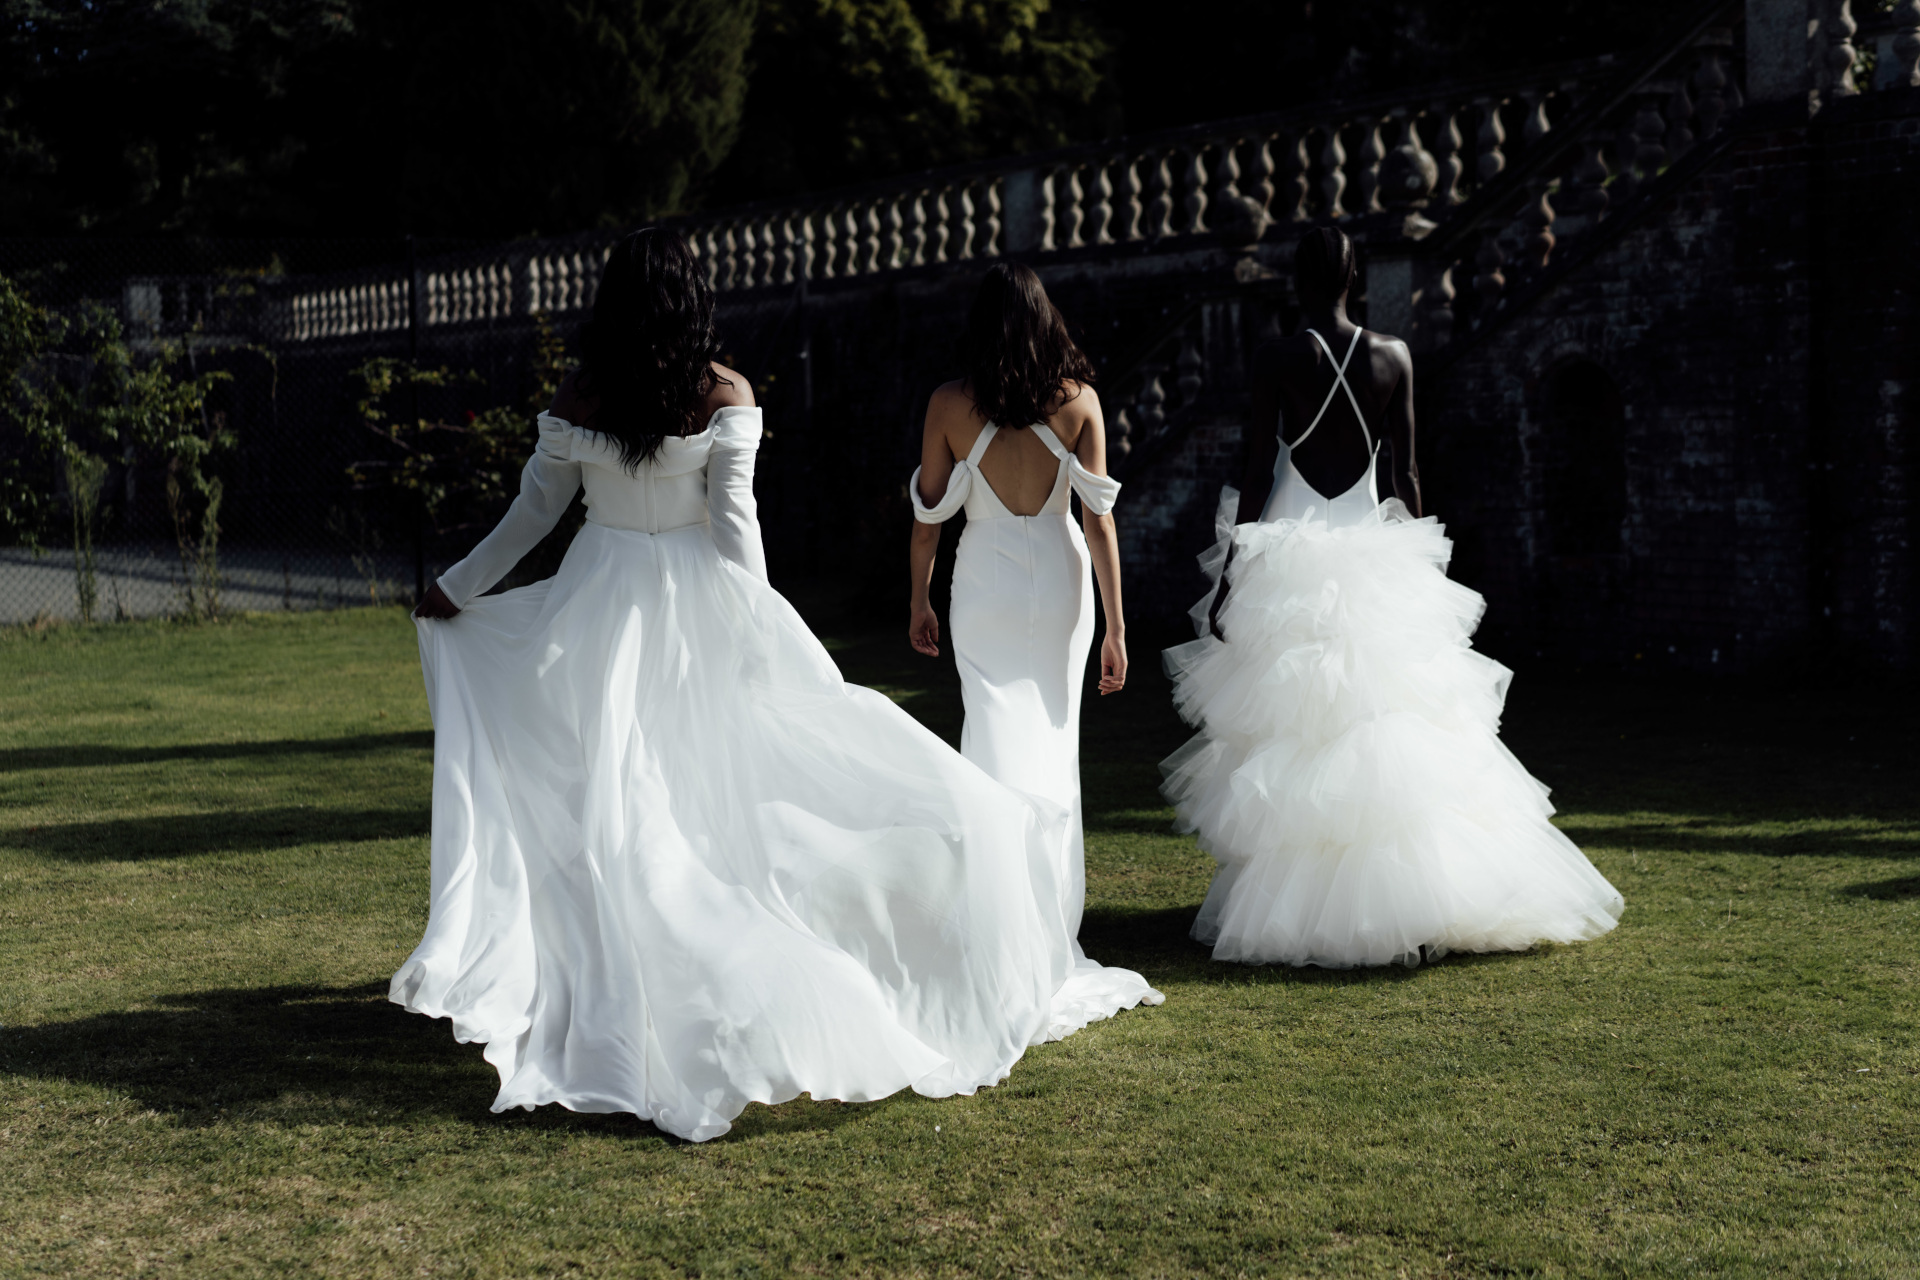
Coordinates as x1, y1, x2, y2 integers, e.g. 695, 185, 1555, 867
1293, 328, 1374, 455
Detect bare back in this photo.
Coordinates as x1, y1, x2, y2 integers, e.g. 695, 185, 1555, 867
1243, 321, 1419, 521
919, 379, 1109, 517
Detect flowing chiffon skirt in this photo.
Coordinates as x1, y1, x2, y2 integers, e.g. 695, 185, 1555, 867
1161, 491, 1624, 967
394, 520, 1158, 1141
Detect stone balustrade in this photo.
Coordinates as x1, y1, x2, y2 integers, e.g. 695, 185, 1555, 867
1406, 11, 1752, 357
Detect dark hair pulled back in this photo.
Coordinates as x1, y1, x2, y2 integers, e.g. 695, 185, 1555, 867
576, 227, 727, 471
1294, 226, 1356, 305
959, 262, 1095, 427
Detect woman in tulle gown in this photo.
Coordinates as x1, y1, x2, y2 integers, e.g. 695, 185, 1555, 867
907, 262, 1145, 992
1161, 228, 1623, 968
397, 229, 1159, 1142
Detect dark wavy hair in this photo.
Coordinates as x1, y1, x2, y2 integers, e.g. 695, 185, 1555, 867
959, 262, 1095, 426
1295, 226, 1357, 305
576, 227, 727, 470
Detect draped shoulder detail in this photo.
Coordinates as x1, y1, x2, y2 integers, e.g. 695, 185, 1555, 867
1064, 458, 1120, 516
708, 405, 762, 452
1024, 423, 1121, 516
909, 463, 972, 525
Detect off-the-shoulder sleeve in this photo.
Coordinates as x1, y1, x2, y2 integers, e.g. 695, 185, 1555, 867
434, 413, 583, 609
1065, 457, 1121, 516
705, 406, 767, 582
909, 464, 971, 524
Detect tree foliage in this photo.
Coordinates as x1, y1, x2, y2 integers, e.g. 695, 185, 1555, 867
709, 0, 1118, 203
0, 0, 756, 237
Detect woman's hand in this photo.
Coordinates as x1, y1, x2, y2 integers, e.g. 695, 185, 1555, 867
909, 604, 941, 657
413, 581, 460, 620
1098, 630, 1127, 695
548, 368, 598, 426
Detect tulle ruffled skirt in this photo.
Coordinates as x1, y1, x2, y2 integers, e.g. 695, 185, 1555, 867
1161, 491, 1623, 967
394, 520, 1158, 1141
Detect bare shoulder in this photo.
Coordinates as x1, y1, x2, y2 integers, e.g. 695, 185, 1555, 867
1366, 331, 1413, 384
703, 362, 755, 413
925, 379, 982, 434
1047, 379, 1101, 448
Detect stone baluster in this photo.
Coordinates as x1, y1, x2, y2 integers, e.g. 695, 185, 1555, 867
1429, 104, 1464, 206
1381, 110, 1438, 209
1692, 37, 1734, 140
1086, 160, 1115, 246
1520, 177, 1557, 270
1176, 328, 1205, 407
1817, 0, 1859, 105
1472, 225, 1507, 309
1356, 116, 1389, 214
1114, 154, 1144, 242
459, 269, 477, 323
1560, 137, 1612, 237
928, 190, 951, 264
953, 186, 977, 260
796, 212, 817, 281
774, 214, 797, 285
902, 191, 927, 267
818, 208, 842, 278
858, 200, 883, 273
1133, 366, 1168, 438
1059, 167, 1086, 249
1890, 0, 1920, 89
1422, 261, 1457, 350
427, 273, 445, 325
1616, 88, 1669, 203
835, 206, 858, 274
1211, 138, 1245, 225
1475, 97, 1507, 189
730, 223, 754, 290
881, 196, 904, 271
1521, 89, 1552, 150
1110, 408, 1134, 458
1319, 123, 1348, 219
1665, 71, 1697, 160
1242, 132, 1275, 226
1179, 145, 1209, 234
981, 179, 1005, 256
1037, 169, 1059, 251
1142, 151, 1175, 239
527, 258, 547, 313
1278, 131, 1311, 221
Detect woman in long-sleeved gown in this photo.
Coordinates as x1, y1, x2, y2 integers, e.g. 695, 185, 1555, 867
395, 229, 1159, 1143
907, 262, 1150, 995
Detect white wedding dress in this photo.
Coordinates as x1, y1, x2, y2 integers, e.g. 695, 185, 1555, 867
1161, 329, 1624, 967
910, 422, 1152, 994
392, 406, 1160, 1141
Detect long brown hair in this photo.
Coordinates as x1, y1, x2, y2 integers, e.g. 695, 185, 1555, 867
576, 227, 728, 471
958, 262, 1095, 426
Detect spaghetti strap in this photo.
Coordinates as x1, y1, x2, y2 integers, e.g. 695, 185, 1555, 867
1294, 328, 1374, 454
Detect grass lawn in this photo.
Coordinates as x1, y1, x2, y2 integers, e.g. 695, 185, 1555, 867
1, 604, 1916, 1278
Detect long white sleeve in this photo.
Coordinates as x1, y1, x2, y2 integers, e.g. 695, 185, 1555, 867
436, 413, 583, 608
706, 406, 767, 582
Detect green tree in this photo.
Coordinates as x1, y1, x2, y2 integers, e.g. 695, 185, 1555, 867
710, 0, 1118, 203
0, 0, 756, 238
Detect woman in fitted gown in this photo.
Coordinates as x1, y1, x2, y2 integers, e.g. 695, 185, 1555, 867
1161, 228, 1623, 968
907, 263, 1156, 999
396, 230, 1157, 1142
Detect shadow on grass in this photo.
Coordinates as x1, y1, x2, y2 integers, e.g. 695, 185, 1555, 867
0, 730, 433, 774
0, 982, 961, 1146
1841, 875, 1920, 901
1078, 905, 1548, 987
1552, 816, 1920, 860
4, 804, 430, 860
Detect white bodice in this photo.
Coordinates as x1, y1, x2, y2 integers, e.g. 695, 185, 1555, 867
437, 405, 765, 607
909, 422, 1120, 525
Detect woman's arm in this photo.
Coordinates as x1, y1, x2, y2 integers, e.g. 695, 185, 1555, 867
1385, 341, 1421, 518
1206, 351, 1284, 640
1073, 394, 1127, 695
908, 390, 962, 657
